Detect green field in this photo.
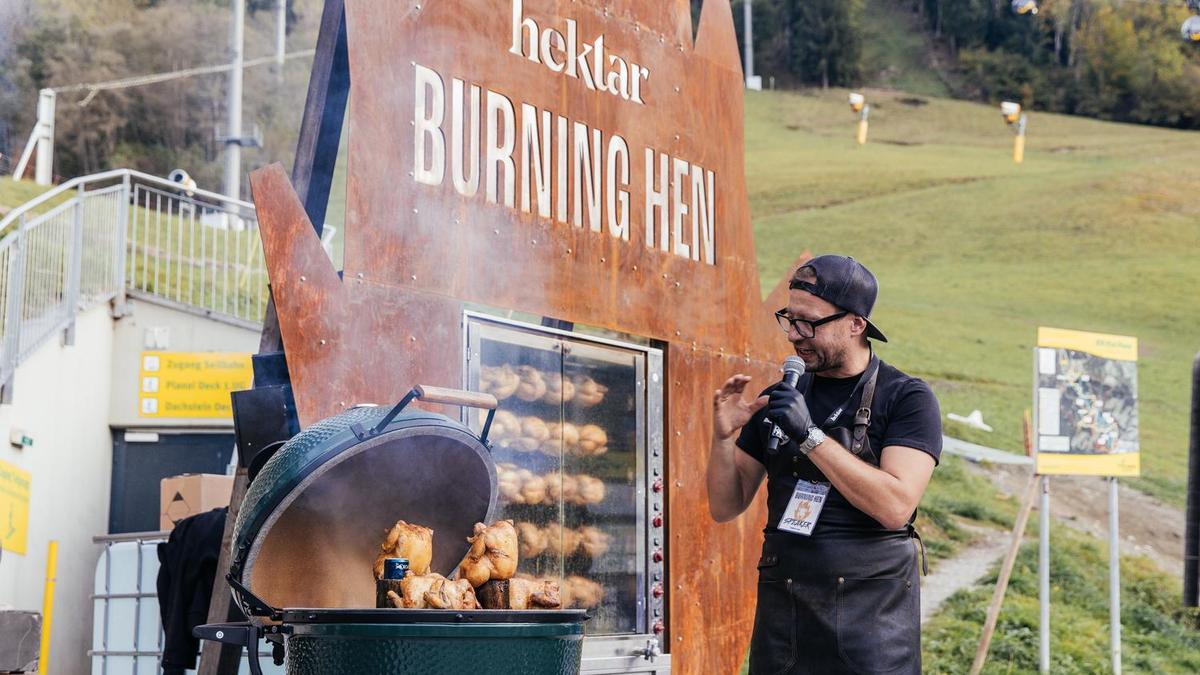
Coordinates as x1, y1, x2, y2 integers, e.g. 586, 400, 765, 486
744, 87, 1200, 505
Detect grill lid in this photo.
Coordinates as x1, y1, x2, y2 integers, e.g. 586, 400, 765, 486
230, 387, 499, 618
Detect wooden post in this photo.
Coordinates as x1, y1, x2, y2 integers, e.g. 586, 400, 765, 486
198, 2, 350, 673
969, 411, 1038, 675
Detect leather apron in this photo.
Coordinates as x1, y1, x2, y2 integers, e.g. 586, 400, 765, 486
748, 360, 924, 675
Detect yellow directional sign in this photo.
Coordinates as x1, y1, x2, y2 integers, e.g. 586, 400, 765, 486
138, 352, 253, 419
0, 460, 30, 554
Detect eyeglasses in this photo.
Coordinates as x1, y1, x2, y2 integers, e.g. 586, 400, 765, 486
774, 309, 848, 338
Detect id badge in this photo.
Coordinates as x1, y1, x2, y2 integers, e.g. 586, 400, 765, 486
777, 481, 830, 536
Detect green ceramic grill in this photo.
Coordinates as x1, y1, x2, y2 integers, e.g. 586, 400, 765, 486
194, 385, 588, 675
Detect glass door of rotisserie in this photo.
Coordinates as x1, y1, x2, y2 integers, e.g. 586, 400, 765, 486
465, 315, 652, 640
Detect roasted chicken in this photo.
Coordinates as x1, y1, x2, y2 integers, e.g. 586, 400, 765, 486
373, 520, 434, 578
459, 520, 519, 587
388, 573, 480, 610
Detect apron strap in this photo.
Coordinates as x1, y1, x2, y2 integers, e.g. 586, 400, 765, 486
908, 524, 930, 576
850, 360, 880, 463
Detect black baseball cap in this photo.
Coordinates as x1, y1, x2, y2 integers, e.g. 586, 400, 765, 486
789, 255, 888, 342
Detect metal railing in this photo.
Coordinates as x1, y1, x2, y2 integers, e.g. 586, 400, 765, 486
0, 169, 268, 389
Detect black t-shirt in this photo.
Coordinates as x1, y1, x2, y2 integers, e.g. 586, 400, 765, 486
736, 358, 942, 535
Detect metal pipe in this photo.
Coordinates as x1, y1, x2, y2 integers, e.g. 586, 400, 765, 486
224, 0, 246, 200
1185, 352, 1200, 606
1109, 477, 1121, 674
1039, 476, 1050, 674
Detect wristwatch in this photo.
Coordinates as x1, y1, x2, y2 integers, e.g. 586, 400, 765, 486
797, 427, 826, 456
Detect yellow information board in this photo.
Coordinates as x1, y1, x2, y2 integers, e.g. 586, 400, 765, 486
1035, 327, 1139, 477
138, 352, 253, 419
0, 459, 30, 555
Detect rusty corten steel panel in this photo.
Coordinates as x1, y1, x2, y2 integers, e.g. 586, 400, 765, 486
249, 1, 809, 671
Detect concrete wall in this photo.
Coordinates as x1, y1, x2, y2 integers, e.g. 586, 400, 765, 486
0, 295, 261, 674
109, 295, 261, 428
0, 305, 115, 675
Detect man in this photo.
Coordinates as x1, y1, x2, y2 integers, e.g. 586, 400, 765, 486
707, 255, 942, 674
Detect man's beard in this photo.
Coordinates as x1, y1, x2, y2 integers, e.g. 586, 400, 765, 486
795, 343, 844, 374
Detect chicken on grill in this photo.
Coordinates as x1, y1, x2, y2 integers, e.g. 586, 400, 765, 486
387, 573, 480, 610
459, 520, 519, 588
373, 520, 434, 579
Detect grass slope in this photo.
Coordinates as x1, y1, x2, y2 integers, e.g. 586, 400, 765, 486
745, 88, 1200, 505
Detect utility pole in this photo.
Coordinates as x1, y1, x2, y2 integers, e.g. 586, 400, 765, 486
224, 0, 246, 200
275, 0, 287, 81
743, 0, 754, 86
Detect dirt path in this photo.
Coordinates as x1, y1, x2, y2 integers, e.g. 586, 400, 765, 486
921, 522, 1011, 624
975, 463, 1184, 577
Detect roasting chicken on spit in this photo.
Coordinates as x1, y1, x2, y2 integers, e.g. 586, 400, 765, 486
373, 520, 434, 579
517, 521, 550, 558
387, 573, 480, 610
571, 376, 608, 407
541, 372, 576, 405
459, 520, 519, 588
480, 365, 520, 400
515, 366, 547, 402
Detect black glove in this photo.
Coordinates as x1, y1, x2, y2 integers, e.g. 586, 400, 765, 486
766, 382, 814, 442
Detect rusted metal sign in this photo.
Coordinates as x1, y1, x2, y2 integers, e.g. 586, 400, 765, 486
249, 1, 802, 671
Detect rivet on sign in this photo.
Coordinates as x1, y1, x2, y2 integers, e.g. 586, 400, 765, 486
600, 257, 606, 263
357, 272, 364, 279
675, 330, 681, 336
675, 282, 681, 288
300, 276, 307, 282
632, 265, 638, 271
413, 208, 419, 214
454, 219, 461, 225
532, 239, 538, 245
410, 336, 417, 342
319, 339, 326, 346
340, 401, 346, 407
674, 86, 681, 93
408, 172, 414, 178
662, 273, 668, 279
567, 248, 572, 254
675, 134, 680, 141
493, 229, 500, 235
411, 274, 417, 281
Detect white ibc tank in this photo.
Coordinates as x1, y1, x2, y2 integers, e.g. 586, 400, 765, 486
91, 537, 283, 675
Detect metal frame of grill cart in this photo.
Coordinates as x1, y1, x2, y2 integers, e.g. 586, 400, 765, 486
464, 312, 669, 673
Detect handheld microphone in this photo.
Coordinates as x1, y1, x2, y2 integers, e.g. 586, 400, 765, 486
766, 356, 806, 453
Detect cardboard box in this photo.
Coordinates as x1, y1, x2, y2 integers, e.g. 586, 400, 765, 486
160, 473, 234, 530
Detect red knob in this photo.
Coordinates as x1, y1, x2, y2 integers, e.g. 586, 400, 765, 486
652, 514, 663, 528
653, 620, 665, 634
652, 549, 664, 563
652, 478, 664, 493
652, 583, 664, 598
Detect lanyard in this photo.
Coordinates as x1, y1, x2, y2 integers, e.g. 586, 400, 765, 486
805, 355, 880, 429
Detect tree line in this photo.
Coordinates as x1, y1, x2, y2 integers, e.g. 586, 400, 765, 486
708, 0, 1200, 129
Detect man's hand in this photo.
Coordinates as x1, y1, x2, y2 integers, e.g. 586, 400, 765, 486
766, 382, 814, 442
713, 375, 769, 441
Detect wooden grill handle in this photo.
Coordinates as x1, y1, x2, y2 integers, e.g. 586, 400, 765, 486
415, 385, 498, 411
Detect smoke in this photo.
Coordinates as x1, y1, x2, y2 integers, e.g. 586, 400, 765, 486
248, 426, 495, 609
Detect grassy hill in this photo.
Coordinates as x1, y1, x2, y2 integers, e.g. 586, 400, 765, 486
745, 87, 1200, 506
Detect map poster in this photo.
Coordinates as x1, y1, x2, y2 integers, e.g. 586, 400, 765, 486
1034, 327, 1139, 476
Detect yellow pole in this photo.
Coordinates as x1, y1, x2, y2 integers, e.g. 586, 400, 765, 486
1013, 114, 1027, 164
856, 119, 869, 146
39, 540, 58, 674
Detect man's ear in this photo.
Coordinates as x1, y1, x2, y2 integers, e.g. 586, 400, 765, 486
849, 315, 869, 338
